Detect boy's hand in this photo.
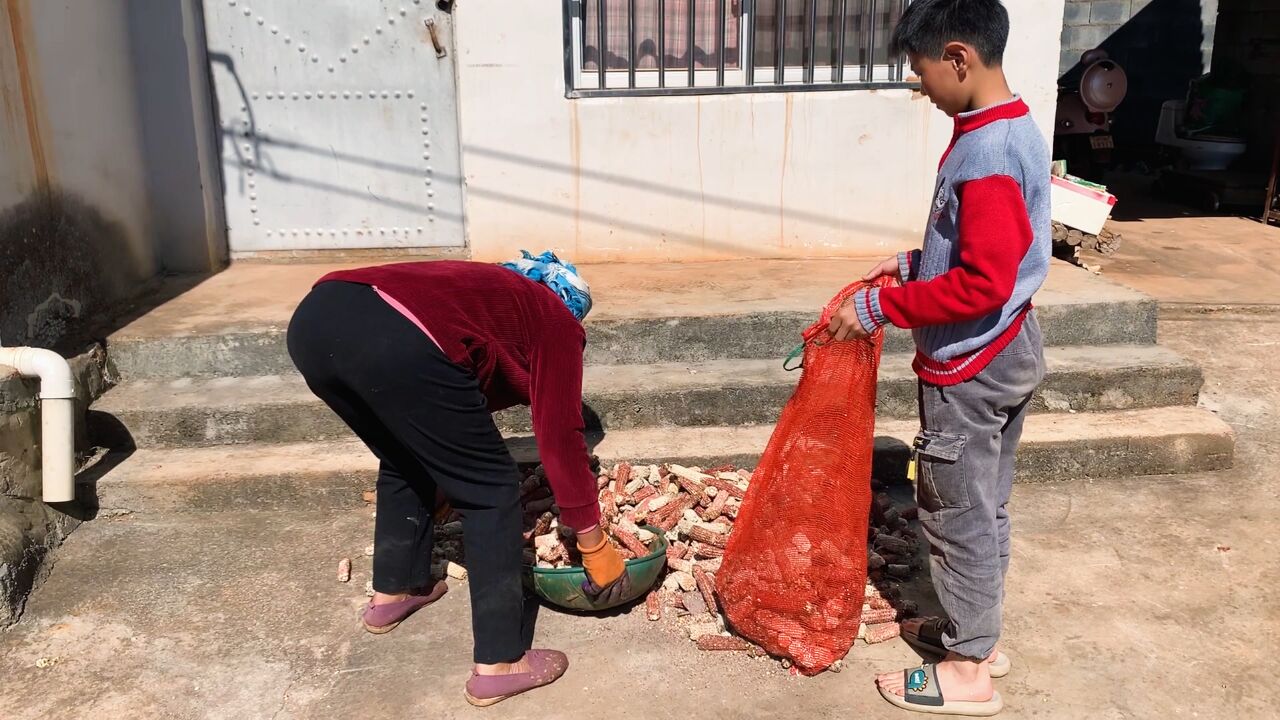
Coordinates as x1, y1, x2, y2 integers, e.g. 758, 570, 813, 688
863, 256, 902, 283
827, 301, 871, 341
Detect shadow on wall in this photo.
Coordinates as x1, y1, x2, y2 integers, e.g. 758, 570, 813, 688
124, 0, 226, 273
0, 190, 150, 352
1060, 0, 1209, 159
206, 52, 906, 258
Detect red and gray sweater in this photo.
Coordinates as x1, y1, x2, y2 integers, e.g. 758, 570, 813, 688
317, 261, 601, 530
852, 96, 1052, 385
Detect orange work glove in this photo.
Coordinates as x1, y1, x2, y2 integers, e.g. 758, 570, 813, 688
577, 533, 625, 589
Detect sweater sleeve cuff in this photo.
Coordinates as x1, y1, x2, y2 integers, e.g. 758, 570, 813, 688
852, 287, 889, 332
898, 250, 921, 282
559, 502, 602, 532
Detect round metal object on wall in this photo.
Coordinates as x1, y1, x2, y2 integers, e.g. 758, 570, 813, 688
1080, 60, 1128, 113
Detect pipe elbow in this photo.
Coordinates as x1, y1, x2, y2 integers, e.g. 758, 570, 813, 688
0, 347, 75, 399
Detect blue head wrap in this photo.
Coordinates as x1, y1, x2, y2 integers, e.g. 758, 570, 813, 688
499, 250, 593, 321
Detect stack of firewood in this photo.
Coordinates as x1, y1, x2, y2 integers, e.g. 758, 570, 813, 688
1053, 221, 1122, 271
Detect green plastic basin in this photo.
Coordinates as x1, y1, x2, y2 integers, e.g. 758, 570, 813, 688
524, 525, 668, 612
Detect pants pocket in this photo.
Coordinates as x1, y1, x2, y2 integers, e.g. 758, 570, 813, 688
915, 430, 970, 511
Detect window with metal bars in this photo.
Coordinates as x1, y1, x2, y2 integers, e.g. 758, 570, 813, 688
563, 0, 914, 97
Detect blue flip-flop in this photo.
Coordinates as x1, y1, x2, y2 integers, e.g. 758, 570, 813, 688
878, 663, 1004, 716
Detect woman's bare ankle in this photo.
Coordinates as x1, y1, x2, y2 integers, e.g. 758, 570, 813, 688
474, 655, 530, 676
371, 591, 409, 605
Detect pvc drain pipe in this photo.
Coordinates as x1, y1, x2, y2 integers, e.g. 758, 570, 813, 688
0, 346, 76, 502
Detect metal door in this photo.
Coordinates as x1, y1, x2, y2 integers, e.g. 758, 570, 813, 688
204, 1, 463, 251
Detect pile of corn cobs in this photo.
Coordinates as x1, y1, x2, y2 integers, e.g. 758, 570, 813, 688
520, 460, 923, 669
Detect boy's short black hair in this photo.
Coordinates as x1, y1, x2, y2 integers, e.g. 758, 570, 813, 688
890, 0, 1010, 67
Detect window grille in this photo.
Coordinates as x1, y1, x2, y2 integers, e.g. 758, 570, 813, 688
563, 0, 914, 97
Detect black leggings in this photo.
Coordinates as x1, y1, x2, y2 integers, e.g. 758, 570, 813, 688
287, 281, 527, 664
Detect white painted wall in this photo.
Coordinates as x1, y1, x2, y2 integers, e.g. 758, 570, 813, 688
17, 0, 156, 275
0, 0, 223, 279
454, 0, 1064, 263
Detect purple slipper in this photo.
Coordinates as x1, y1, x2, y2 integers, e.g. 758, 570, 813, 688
360, 580, 449, 634
463, 649, 569, 707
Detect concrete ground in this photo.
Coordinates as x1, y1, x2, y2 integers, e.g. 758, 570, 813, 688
0, 316, 1275, 719
3, 199, 1276, 718
1100, 175, 1280, 308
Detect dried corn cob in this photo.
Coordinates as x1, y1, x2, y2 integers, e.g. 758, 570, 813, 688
599, 491, 619, 525
611, 463, 628, 496
693, 566, 719, 616
667, 557, 693, 574
700, 492, 729, 522
673, 571, 697, 593
695, 557, 723, 574
613, 527, 652, 558
696, 635, 754, 652
530, 512, 554, 539
867, 595, 894, 611
672, 473, 705, 497
875, 534, 913, 555
687, 524, 729, 548
691, 541, 725, 559
886, 564, 912, 579
632, 485, 657, 505
861, 606, 898, 625
705, 476, 746, 499
646, 494, 672, 513
667, 464, 712, 485
519, 476, 541, 496
864, 622, 901, 644
645, 591, 663, 621
524, 486, 553, 503
666, 541, 690, 562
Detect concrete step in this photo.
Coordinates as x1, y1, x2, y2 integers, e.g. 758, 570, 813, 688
105, 260, 1157, 379
87, 406, 1233, 514
90, 345, 1201, 448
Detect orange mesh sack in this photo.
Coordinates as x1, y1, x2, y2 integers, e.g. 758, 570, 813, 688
716, 279, 888, 675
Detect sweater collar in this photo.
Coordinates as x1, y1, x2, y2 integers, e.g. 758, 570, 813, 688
954, 95, 1028, 134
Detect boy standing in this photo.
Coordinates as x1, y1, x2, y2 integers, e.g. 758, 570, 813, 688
826, 0, 1049, 715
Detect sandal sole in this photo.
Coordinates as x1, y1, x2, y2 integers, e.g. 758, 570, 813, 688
878, 686, 1004, 716
361, 619, 402, 635
464, 690, 511, 708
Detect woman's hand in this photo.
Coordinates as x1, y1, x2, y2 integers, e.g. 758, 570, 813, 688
577, 530, 630, 604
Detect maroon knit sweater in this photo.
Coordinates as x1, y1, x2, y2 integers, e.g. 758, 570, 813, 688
316, 261, 600, 530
